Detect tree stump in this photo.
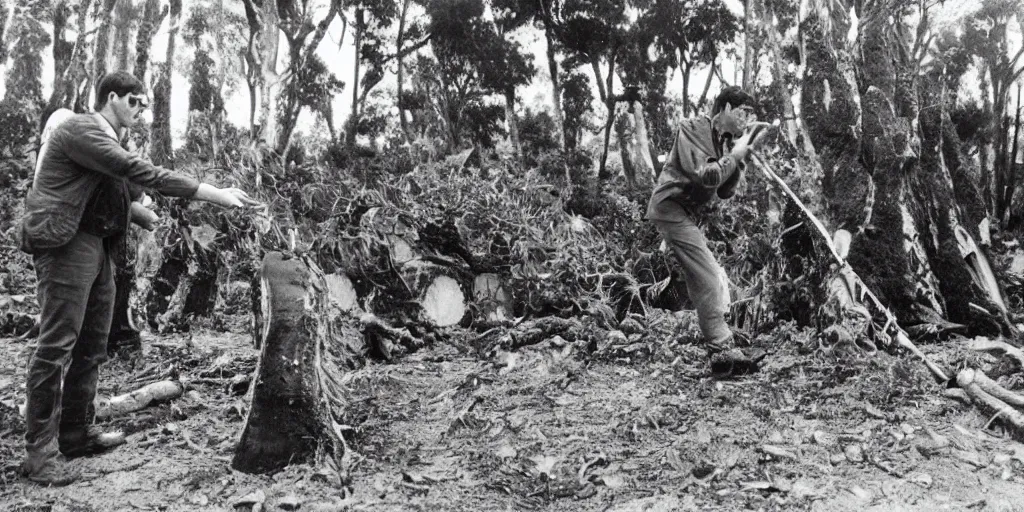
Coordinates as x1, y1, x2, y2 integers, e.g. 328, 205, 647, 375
233, 252, 364, 474
127, 220, 222, 333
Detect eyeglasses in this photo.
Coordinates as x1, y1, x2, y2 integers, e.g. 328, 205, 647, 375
128, 96, 149, 110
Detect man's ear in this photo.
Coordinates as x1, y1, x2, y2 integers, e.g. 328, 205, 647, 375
108, 91, 117, 105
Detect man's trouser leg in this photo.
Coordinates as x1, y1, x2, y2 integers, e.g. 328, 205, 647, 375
653, 216, 733, 351
25, 232, 113, 465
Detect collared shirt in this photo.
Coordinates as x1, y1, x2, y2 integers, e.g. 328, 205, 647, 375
646, 116, 743, 222
19, 113, 200, 253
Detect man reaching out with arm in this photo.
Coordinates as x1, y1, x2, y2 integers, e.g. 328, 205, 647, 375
19, 71, 260, 486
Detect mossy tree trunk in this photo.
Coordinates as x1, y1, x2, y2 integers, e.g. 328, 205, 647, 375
800, 3, 992, 331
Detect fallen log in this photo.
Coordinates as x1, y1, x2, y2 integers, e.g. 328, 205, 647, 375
233, 252, 364, 474
957, 369, 1024, 435
967, 336, 1024, 368
95, 380, 185, 419
967, 370, 1024, 408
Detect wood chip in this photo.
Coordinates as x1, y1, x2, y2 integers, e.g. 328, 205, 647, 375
761, 445, 797, 460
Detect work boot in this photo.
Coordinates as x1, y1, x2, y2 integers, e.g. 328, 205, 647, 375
22, 452, 79, 486
709, 348, 765, 378
59, 425, 126, 458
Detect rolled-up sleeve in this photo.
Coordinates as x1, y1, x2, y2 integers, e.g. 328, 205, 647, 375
59, 126, 200, 198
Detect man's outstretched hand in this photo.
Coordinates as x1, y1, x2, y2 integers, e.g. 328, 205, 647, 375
195, 183, 263, 209
219, 187, 262, 209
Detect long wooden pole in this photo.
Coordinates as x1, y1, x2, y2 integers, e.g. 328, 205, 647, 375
750, 152, 950, 383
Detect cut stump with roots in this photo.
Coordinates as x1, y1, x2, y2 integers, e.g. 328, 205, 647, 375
233, 252, 364, 474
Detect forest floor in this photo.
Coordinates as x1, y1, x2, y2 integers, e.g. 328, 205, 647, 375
3, 313, 1024, 512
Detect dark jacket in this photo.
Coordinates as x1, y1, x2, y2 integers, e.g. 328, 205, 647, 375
19, 113, 200, 254
646, 116, 743, 222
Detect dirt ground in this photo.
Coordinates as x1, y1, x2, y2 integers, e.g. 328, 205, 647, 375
3, 312, 1024, 512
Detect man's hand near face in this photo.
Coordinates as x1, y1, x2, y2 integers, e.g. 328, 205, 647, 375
731, 121, 773, 161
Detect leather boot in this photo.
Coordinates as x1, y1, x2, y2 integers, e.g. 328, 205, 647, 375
59, 425, 126, 458
22, 448, 79, 486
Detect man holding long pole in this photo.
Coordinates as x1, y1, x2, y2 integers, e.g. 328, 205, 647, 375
646, 86, 771, 377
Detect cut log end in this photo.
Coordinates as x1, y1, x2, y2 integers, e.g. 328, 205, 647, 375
421, 275, 465, 326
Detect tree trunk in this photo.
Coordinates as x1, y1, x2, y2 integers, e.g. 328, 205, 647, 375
545, 25, 566, 150
696, 60, 716, 114
134, 0, 167, 82
150, 0, 181, 167
505, 88, 521, 164
233, 252, 363, 474
594, 56, 616, 180
256, 0, 281, 148
1004, 84, 1022, 224
681, 61, 691, 117
742, 0, 759, 91
112, 0, 138, 75
396, 0, 411, 142
346, 8, 364, 147
800, 3, 993, 331
765, 6, 798, 146
614, 109, 637, 186
980, 70, 994, 214
42, 0, 82, 128
91, 0, 119, 91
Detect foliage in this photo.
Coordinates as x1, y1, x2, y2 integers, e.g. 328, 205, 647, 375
560, 71, 594, 150
418, 0, 534, 150
0, 98, 40, 159
518, 108, 561, 168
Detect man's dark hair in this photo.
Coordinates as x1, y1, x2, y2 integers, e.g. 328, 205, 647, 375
711, 86, 756, 117
94, 71, 145, 110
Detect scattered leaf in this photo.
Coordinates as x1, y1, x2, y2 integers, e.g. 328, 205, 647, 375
812, 430, 835, 446
531, 455, 559, 479
907, 473, 933, 488
496, 442, 517, 459
761, 444, 797, 460
844, 444, 864, 463
598, 473, 625, 489
233, 490, 266, 508
277, 493, 301, 510
863, 403, 885, 419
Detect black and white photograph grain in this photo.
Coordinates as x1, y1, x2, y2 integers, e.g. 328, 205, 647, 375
1, 0, 1024, 510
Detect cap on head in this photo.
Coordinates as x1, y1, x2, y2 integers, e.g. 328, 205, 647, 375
94, 71, 145, 111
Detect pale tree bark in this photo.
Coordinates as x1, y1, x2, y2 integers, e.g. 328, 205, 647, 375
1005, 84, 1022, 222
150, 0, 181, 167
45, 0, 92, 123
695, 60, 716, 114
133, 0, 167, 82
90, 0, 120, 105
396, 0, 411, 141
764, 6, 798, 146
346, 8, 364, 147
240, 0, 281, 148
505, 89, 521, 163
112, 0, 140, 74
545, 25, 565, 150
742, 0, 761, 91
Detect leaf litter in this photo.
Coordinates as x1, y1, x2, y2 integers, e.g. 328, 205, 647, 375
4, 318, 1024, 510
